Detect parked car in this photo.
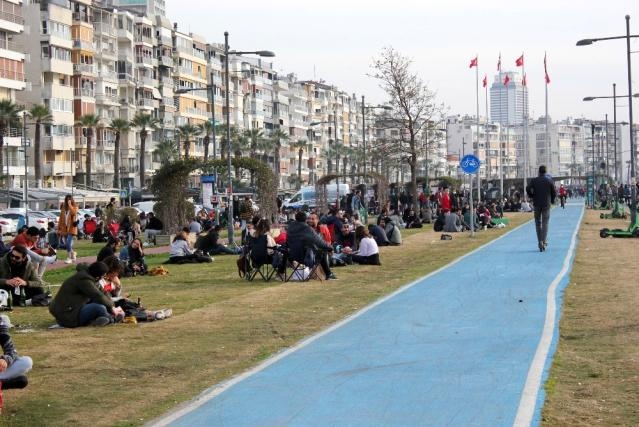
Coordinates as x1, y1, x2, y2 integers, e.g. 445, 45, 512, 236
1, 211, 49, 231
0, 215, 18, 235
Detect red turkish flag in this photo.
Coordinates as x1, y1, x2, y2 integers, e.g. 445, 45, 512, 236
469, 56, 478, 68
544, 52, 551, 84
515, 54, 524, 67
503, 75, 510, 86
482, 75, 488, 88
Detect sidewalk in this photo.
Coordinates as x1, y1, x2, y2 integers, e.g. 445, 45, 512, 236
155, 203, 585, 427
48, 245, 170, 271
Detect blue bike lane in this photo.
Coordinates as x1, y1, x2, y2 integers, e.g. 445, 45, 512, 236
156, 203, 584, 427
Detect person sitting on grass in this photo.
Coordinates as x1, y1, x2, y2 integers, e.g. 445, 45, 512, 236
49, 262, 125, 327
443, 209, 462, 232
98, 255, 124, 299
46, 222, 58, 249
477, 203, 493, 230
167, 231, 212, 264
335, 223, 355, 249
367, 223, 390, 246
144, 212, 163, 243
286, 211, 336, 280
405, 209, 423, 228
97, 238, 119, 263
380, 217, 402, 246
195, 224, 238, 255
342, 225, 381, 265
119, 238, 148, 276
0, 314, 32, 390
252, 219, 286, 277
0, 245, 49, 307
10, 226, 57, 277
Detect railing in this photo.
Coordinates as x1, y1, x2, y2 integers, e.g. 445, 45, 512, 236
118, 49, 133, 58
93, 23, 115, 36
159, 55, 173, 66
137, 98, 154, 108
98, 69, 117, 80
134, 34, 153, 45
76, 136, 87, 147
72, 12, 91, 23
72, 39, 96, 51
0, 39, 20, 52
136, 56, 157, 66
139, 76, 155, 87
191, 49, 205, 60
161, 97, 175, 106
118, 73, 134, 83
0, 11, 24, 25
120, 97, 135, 106
95, 92, 118, 103
0, 69, 24, 82
4, 128, 23, 138
73, 63, 95, 75
178, 66, 192, 75
97, 47, 117, 58
73, 88, 95, 97
185, 107, 207, 117
160, 75, 174, 85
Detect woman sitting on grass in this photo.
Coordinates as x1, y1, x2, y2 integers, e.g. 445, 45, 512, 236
342, 225, 381, 266
119, 238, 148, 276
167, 232, 212, 264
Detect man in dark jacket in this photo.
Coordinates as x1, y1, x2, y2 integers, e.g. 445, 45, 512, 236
49, 262, 124, 327
286, 211, 336, 280
0, 245, 46, 306
526, 165, 557, 252
367, 224, 390, 246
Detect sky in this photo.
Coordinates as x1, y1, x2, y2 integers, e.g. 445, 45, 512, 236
167, 0, 638, 123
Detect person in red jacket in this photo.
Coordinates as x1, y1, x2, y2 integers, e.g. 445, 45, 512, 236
306, 213, 331, 244
439, 187, 451, 212
10, 227, 56, 277
558, 184, 567, 209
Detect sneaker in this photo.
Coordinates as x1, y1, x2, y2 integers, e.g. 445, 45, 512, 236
1, 375, 28, 390
91, 316, 112, 326
154, 310, 165, 320
161, 308, 172, 318
113, 313, 125, 323
326, 273, 338, 280
45, 255, 57, 264
64, 258, 74, 264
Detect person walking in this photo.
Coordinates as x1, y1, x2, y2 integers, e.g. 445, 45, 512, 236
58, 194, 79, 264
526, 165, 557, 252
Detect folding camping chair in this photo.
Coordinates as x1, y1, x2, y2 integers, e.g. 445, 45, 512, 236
284, 246, 323, 282
244, 234, 277, 282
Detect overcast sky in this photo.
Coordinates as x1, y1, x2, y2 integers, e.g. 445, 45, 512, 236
167, 0, 638, 123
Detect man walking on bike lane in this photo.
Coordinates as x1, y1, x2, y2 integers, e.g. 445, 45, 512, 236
526, 165, 557, 252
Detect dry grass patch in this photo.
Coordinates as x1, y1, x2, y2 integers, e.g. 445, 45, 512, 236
4, 214, 530, 426
542, 209, 639, 426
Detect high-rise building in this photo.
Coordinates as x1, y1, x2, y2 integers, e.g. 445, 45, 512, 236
1, 0, 27, 190
490, 71, 528, 126
103, 0, 165, 17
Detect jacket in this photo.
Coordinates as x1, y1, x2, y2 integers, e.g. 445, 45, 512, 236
49, 264, 114, 328
58, 203, 79, 237
526, 175, 557, 209
286, 221, 332, 263
0, 253, 43, 289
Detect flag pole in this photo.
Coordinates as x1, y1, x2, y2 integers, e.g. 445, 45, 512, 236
522, 54, 528, 198
498, 55, 503, 201
545, 51, 550, 173
485, 76, 490, 182
476, 54, 481, 204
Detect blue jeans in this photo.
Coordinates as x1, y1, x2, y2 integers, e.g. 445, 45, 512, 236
78, 303, 110, 326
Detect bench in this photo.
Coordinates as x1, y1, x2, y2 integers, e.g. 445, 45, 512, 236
154, 234, 173, 246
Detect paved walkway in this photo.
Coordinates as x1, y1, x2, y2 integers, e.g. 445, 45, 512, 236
155, 203, 584, 427
48, 245, 170, 270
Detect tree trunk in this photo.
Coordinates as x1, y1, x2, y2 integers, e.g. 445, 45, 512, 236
113, 133, 120, 188
274, 142, 281, 175
0, 134, 5, 190
139, 130, 146, 188
85, 129, 92, 187
34, 121, 42, 188
298, 148, 303, 188
203, 135, 209, 161
410, 156, 419, 213
184, 139, 190, 159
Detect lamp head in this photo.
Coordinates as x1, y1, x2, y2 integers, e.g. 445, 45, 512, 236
583, 97, 595, 101
257, 50, 275, 57
309, 122, 322, 126
174, 89, 189, 94
576, 39, 594, 46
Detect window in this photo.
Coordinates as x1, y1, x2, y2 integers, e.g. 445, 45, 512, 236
41, 20, 47, 34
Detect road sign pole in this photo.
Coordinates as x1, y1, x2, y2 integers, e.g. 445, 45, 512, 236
460, 154, 481, 238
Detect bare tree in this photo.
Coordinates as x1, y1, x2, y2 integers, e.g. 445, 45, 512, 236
371, 46, 443, 212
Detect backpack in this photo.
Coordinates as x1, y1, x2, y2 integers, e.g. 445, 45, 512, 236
440, 234, 453, 241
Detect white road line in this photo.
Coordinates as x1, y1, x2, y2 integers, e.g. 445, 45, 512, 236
149, 217, 535, 427
513, 205, 585, 427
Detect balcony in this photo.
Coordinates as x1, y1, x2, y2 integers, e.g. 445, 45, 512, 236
0, 68, 24, 82
120, 97, 135, 106
134, 34, 153, 45
73, 63, 96, 75
0, 11, 24, 26
96, 139, 115, 149
160, 75, 174, 86
93, 23, 115, 36
159, 55, 173, 67
135, 56, 157, 67
72, 12, 91, 24
118, 73, 135, 85
0, 39, 20, 52
97, 47, 117, 59
95, 92, 118, 104
191, 49, 206, 60
138, 76, 155, 87
118, 49, 133, 60
72, 39, 96, 51
76, 136, 87, 147
74, 87, 95, 98
98, 69, 117, 81
137, 98, 155, 108
44, 163, 68, 176
184, 107, 208, 117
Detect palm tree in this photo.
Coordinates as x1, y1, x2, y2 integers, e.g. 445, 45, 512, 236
153, 139, 178, 165
244, 128, 266, 158
130, 113, 159, 188
323, 147, 336, 175
219, 124, 239, 160
270, 129, 288, 176
0, 100, 20, 185
29, 104, 52, 188
197, 121, 214, 161
257, 137, 275, 166
76, 114, 101, 187
177, 124, 201, 159
291, 139, 309, 189
109, 118, 130, 189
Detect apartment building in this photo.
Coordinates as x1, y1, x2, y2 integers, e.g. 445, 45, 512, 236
0, 0, 26, 190
19, 0, 74, 189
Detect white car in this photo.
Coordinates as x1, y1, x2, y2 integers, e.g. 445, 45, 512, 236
0, 215, 17, 235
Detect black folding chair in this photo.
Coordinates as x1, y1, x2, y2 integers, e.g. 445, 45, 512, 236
284, 246, 323, 282
245, 235, 276, 282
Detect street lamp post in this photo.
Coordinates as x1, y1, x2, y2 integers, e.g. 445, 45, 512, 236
577, 14, 639, 222
223, 31, 274, 245
361, 95, 391, 196
310, 115, 341, 209
22, 111, 28, 225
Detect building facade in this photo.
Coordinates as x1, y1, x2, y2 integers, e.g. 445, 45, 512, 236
489, 71, 529, 126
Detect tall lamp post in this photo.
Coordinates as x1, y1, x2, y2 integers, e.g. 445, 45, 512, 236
310, 113, 341, 209
583, 92, 638, 184
577, 15, 639, 223
223, 31, 274, 245
361, 95, 391, 195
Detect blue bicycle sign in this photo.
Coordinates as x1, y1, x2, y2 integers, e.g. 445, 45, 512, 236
460, 154, 481, 174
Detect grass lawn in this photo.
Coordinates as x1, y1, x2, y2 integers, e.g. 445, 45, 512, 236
4, 214, 530, 426
542, 209, 639, 425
